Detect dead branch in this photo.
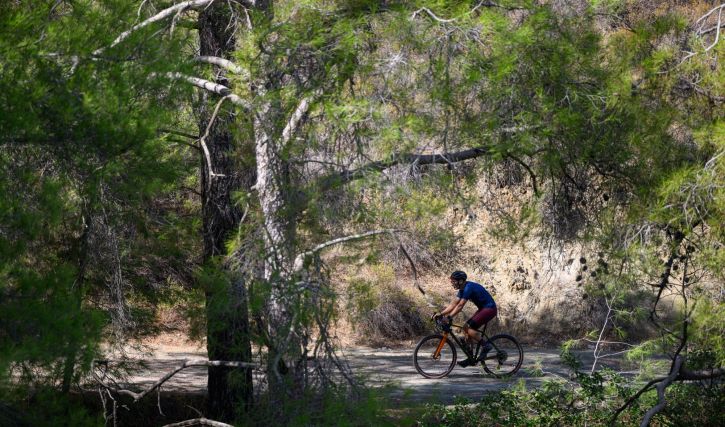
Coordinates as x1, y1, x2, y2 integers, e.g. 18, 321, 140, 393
505, 152, 540, 196
94, 0, 219, 56
698, 4, 724, 52
590, 295, 614, 374
318, 144, 495, 190
194, 56, 245, 75
281, 91, 322, 146
162, 418, 234, 427
680, 3, 725, 63
199, 95, 233, 185
411, 7, 455, 23
410, 1, 526, 24
92, 359, 257, 403
388, 231, 435, 306
160, 128, 198, 140
162, 73, 250, 109
292, 229, 397, 271
94, 0, 258, 56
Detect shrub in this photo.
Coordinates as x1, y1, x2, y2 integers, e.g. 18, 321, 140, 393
346, 271, 427, 344
416, 371, 724, 426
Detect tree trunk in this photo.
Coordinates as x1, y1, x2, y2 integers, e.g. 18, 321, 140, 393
253, 97, 305, 390
198, 5, 254, 421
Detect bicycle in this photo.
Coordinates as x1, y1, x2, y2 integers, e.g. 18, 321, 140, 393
413, 316, 523, 379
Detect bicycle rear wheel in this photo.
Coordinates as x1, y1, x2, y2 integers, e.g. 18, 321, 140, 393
413, 334, 457, 379
481, 334, 523, 377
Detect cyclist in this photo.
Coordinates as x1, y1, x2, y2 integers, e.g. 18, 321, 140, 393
432, 270, 497, 367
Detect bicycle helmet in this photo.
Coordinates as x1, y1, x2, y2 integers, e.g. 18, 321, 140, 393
450, 270, 467, 281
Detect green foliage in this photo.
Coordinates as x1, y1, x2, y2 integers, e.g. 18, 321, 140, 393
0, 388, 101, 427
689, 298, 725, 367
0, 0, 198, 401
246, 385, 402, 426
417, 370, 723, 426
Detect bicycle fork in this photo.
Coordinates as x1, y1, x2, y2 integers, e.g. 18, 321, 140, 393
432, 332, 448, 359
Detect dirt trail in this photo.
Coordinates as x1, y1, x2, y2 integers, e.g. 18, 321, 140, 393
113, 343, 636, 405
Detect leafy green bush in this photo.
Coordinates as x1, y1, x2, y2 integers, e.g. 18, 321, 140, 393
416, 370, 724, 426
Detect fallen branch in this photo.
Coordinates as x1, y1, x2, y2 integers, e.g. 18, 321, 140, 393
162, 418, 234, 427
164, 418, 234, 427
92, 359, 257, 403
410, 1, 526, 24
680, 3, 725, 64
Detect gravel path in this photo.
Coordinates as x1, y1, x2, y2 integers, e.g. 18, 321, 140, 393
115, 344, 636, 405
342, 346, 630, 404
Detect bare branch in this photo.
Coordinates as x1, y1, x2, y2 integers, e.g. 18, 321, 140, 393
411, 1, 526, 25
199, 95, 233, 185
282, 90, 322, 146
94, 0, 218, 56
163, 72, 251, 109
505, 152, 540, 196
680, 4, 725, 64
92, 359, 257, 403
194, 56, 245, 75
318, 144, 495, 190
700, 4, 724, 52
293, 229, 397, 271
159, 128, 198, 140
411, 7, 455, 23
590, 296, 613, 374
389, 231, 435, 306
162, 419, 234, 427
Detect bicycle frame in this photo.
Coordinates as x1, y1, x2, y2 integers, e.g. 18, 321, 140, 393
433, 320, 498, 362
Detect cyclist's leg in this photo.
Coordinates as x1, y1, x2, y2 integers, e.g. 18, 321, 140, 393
468, 307, 498, 346
463, 323, 480, 343
457, 319, 479, 367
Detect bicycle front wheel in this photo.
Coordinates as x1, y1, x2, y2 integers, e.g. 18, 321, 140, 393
481, 334, 523, 377
413, 334, 457, 379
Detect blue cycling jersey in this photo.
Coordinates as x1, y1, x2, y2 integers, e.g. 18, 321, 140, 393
456, 281, 496, 310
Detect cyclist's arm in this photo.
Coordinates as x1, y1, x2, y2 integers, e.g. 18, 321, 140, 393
448, 298, 468, 318
439, 298, 467, 317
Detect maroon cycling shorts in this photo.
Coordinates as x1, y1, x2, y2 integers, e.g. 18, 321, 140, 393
465, 307, 497, 330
